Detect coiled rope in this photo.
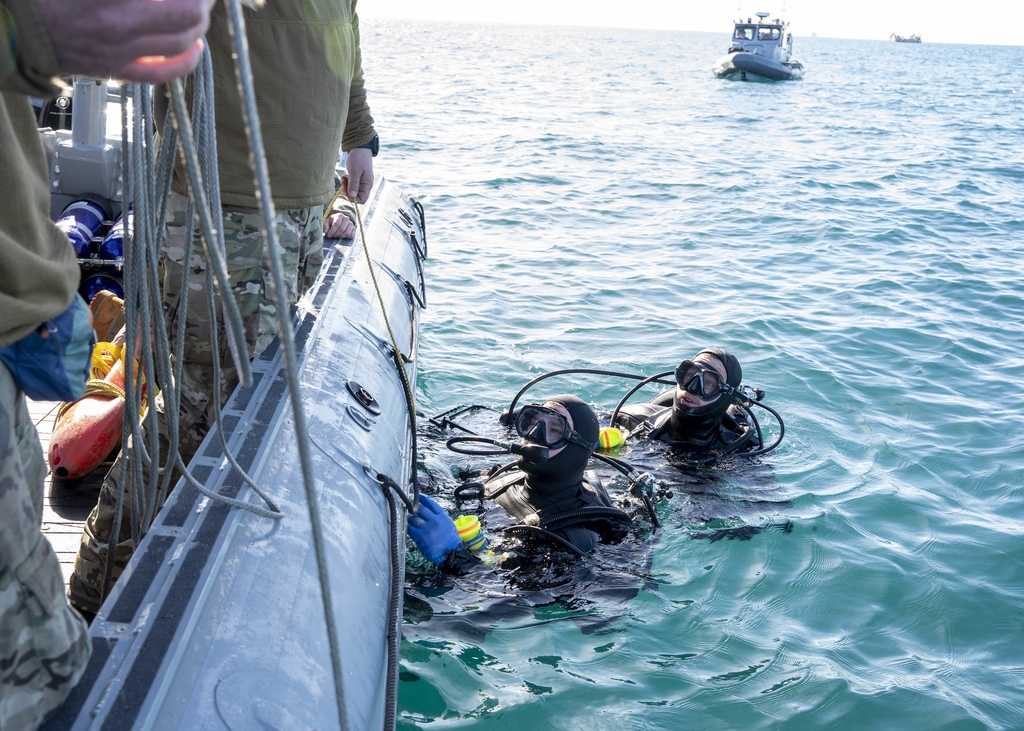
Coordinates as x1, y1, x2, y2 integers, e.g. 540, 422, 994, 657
101, 45, 287, 601
55, 380, 125, 421
99, 8, 430, 726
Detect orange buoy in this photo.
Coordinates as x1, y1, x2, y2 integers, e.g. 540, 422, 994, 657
48, 353, 127, 481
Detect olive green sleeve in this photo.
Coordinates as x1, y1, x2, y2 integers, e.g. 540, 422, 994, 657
0, 93, 80, 348
0, 0, 63, 98
341, 8, 375, 152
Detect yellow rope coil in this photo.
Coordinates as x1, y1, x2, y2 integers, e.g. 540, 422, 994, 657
55, 380, 127, 421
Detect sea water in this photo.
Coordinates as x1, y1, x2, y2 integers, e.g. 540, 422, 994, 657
359, 21, 1024, 729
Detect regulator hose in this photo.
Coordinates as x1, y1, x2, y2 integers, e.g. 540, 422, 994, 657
609, 370, 675, 428
540, 505, 632, 533
503, 368, 674, 425
500, 524, 586, 556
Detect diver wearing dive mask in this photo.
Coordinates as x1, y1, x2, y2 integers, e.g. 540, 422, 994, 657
407, 395, 625, 566
615, 347, 751, 452
498, 396, 620, 552
514, 404, 596, 455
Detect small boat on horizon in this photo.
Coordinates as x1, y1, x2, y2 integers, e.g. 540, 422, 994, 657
714, 12, 805, 81
891, 33, 922, 42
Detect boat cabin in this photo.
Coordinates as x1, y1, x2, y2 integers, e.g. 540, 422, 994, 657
728, 12, 794, 63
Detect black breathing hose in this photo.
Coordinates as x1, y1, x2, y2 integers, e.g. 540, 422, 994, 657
541, 505, 632, 532
379, 483, 401, 731
608, 370, 676, 428
500, 524, 586, 556
503, 368, 674, 425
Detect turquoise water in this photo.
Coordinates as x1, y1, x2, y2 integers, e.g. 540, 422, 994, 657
361, 21, 1024, 729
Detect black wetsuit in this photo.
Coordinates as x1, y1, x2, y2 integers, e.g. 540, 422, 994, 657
491, 467, 618, 551
615, 389, 754, 454
438, 467, 623, 574
440, 394, 631, 572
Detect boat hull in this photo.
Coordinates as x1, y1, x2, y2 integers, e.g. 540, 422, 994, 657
714, 52, 804, 81
43, 179, 425, 731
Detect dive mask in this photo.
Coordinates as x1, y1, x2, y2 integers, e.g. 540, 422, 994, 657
514, 405, 595, 451
675, 359, 734, 401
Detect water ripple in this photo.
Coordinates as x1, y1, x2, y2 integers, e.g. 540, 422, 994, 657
374, 21, 1024, 729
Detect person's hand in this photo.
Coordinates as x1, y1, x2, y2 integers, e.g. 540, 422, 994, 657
407, 494, 462, 565
323, 212, 356, 239
342, 148, 374, 204
36, 0, 216, 83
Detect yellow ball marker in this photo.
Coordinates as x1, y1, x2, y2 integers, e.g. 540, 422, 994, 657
598, 426, 624, 451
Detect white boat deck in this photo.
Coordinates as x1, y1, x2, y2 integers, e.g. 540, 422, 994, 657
31, 397, 108, 587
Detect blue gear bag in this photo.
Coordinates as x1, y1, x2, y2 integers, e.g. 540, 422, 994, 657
0, 294, 95, 402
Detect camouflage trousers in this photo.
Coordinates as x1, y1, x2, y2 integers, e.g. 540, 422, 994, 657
68, 192, 324, 615
1, 364, 91, 729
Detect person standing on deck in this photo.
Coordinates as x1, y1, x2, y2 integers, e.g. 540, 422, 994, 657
1, 0, 216, 726
68, 0, 379, 618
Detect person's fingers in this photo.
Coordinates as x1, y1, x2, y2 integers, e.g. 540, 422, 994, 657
116, 29, 208, 65
344, 149, 374, 203
38, 0, 213, 78
106, 0, 214, 42
347, 169, 364, 202
417, 494, 442, 517
117, 40, 205, 83
348, 175, 372, 204
323, 213, 355, 239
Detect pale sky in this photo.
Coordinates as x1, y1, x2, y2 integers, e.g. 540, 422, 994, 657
358, 0, 1011, 46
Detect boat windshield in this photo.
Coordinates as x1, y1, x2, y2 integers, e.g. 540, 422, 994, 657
733, 25, 756, 40
758, 26, 782, 41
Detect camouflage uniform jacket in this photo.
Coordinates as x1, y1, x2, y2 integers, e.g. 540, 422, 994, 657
1, 4, 91, 727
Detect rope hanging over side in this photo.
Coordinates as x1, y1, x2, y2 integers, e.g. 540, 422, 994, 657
353, 204, 420, 490
223, 0, 348, 727
101, 46, 286, 604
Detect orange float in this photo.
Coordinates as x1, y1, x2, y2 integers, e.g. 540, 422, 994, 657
48, 343, 128, 480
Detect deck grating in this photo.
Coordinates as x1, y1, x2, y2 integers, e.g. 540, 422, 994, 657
31, 398, 109, 588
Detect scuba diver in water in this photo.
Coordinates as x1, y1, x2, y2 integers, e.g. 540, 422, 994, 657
408, 395, 637, 570
606, 347, 784, 460
612, 348, 756, 454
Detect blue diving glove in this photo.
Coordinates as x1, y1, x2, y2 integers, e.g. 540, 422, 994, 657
407, 494, 462, 565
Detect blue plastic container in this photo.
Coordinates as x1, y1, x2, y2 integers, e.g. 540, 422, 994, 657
99, 211, 131, 260
56, 199, 107, 258
79, 273, 124, 303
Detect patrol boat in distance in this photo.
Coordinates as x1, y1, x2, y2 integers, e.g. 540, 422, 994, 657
714, 11, 805, 81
